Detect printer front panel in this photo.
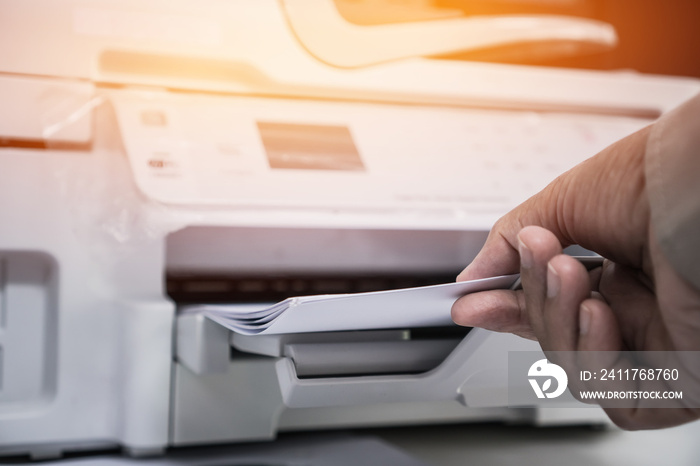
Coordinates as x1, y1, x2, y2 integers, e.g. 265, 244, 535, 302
111, 89, 654, 232
0, 65, 678, 458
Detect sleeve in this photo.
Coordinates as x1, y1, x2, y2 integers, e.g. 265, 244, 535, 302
645, 94, 700, 291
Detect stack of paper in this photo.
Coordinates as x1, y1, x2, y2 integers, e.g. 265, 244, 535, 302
187, 274, 518, 335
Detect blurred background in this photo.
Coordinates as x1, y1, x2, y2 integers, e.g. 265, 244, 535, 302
335, 0, 700, 77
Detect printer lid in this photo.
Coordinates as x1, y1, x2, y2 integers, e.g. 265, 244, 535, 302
0, 0, 697, 114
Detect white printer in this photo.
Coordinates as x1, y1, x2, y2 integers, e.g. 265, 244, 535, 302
0, 0, 699, 460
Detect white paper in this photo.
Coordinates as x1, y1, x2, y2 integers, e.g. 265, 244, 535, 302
187, 275, 518, 335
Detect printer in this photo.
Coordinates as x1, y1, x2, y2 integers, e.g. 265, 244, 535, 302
1, 0, 699, 460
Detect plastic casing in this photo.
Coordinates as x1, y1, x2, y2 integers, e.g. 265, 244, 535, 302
1, 0, 699, 459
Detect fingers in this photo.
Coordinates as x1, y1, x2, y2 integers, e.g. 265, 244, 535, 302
457, 217, 522, 282
604, 407, 700, 431
451, 289, 536, 340
573, 298, 699, 430
453, 224, 567, 342
595, 260, 671, 351
543, 255, 592, 351
454, 225, 599, 348
576, 298, 623, 352
516, 226, 563, 345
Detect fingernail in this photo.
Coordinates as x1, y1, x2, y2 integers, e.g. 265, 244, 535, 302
546, 262, 560, 298
518, 234, 533, 269
579, 304, 591, 336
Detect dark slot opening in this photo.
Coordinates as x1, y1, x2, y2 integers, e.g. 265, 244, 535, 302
167, 271, 461, 304
0, 137, 92, 151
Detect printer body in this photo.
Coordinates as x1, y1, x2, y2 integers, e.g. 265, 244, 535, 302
1, 0, 699, 459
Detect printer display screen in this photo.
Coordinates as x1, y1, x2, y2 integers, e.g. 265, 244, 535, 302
257, 121, 365, 171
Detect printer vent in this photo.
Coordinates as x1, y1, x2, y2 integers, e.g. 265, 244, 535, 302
0, 257, 5, 329
168, 272, 460, 304
0, 256, 4, 393
0, 252, 58, 407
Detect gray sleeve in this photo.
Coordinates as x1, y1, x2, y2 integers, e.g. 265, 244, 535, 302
645, 94, 700, 290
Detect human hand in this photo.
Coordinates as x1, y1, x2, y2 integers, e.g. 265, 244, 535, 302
451, 125, 700, 429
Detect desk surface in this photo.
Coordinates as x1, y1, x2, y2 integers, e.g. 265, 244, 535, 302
8, 419, 699, 465
373, 420, 700, 466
